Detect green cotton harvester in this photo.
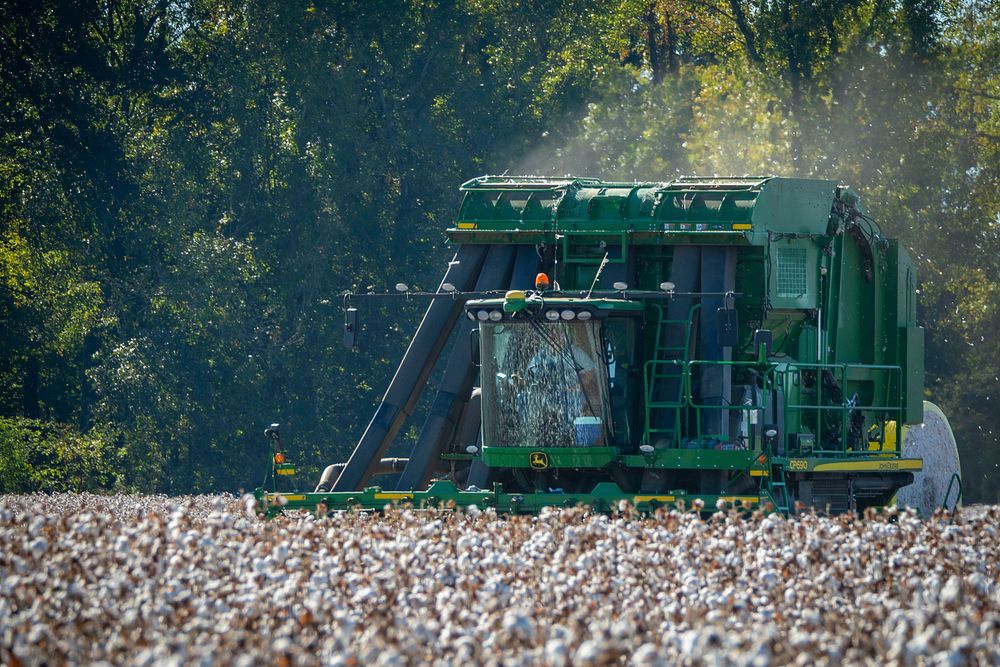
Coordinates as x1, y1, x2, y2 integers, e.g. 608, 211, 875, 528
255, 176, 962, 517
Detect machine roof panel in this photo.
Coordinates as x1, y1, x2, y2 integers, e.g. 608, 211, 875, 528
452, 175, 841, 242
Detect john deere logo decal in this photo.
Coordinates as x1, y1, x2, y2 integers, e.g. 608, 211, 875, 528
529, 451, 549, 469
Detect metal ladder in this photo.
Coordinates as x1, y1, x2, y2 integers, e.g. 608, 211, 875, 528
767, 464, 791, 514
941, 472, 962, 513
643, 303, 697, 447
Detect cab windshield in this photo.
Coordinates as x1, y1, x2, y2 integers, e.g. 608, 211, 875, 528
480, 320, 611, 448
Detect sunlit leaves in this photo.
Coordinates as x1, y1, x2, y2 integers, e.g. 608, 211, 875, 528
0, 417, 121, 492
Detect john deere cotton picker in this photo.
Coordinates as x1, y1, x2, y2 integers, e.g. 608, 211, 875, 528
255, 176, 962, 517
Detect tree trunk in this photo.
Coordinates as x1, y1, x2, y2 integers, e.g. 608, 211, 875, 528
646, 3, 665, 85
79, 330, 101, 431
665, 13, 678, 75
728, 0, 765, 70
23, 354, 40, 419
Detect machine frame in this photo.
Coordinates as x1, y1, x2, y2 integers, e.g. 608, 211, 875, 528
255, 175, 946, 518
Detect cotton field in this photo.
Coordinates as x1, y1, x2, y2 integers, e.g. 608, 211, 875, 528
1, 494, 998, 666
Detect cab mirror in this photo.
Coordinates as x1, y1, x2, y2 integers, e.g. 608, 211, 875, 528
343, 307, 359, 349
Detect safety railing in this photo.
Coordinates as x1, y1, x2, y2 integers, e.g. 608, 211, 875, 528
776, 362, 902, 457
641, 358, 903, 456
687, 360, 775, 449
643, 359, 776, 449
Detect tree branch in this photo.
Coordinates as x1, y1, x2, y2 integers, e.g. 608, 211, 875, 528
727, 0, 765, 70
685, 0, 736, 23
953, 86, 1000, 102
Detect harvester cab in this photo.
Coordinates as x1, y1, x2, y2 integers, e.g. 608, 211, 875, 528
255, 175, 962, 518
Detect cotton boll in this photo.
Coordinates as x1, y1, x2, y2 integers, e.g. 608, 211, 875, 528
1, 494, 998, 665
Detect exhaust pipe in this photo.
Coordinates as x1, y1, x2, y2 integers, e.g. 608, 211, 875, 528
315, 458, 408, 492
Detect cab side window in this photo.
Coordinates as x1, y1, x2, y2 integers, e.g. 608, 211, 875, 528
603, 318, 636, 446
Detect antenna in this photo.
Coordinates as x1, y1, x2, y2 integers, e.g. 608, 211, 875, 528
586, 252, 610, 299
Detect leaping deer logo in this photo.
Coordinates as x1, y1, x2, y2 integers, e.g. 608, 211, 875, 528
529, 451, 549, 469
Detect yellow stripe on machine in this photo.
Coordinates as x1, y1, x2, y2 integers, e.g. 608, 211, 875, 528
812, 459, 923, 472
373, 492, 415, 500
269, 494, 306, 502
732, 223, 752, 230
719, 495, 760, 505
455, 222, 477, 229
749, 469, 769, 477
633, 495, 676, 503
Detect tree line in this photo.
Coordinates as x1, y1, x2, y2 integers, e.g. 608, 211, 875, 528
1, 0, 997, 500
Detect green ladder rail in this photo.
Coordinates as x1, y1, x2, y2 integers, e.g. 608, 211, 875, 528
767, 464, 791, 514
942, 472, 962, 513
642, 303, 699, 447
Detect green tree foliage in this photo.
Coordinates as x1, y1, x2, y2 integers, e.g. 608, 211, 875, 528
0, 417, 120, 492
0, 0, 996, 499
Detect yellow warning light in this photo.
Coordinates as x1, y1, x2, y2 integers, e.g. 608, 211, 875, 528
274, 452, 286, 464
535, 273, 550, 291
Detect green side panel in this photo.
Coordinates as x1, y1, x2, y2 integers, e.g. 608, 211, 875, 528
796, 324, 819, 364
749, 178, 837, 238
782, 457, 923, 473
735, 249, 767, 336
894, 242, 918, 326
835, 233, 870, 363
879, 241, 898, 366
902, 326, 924, 424
481, 446, 619, 468
620, 449, 762, 470
880, 240, 921, 423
